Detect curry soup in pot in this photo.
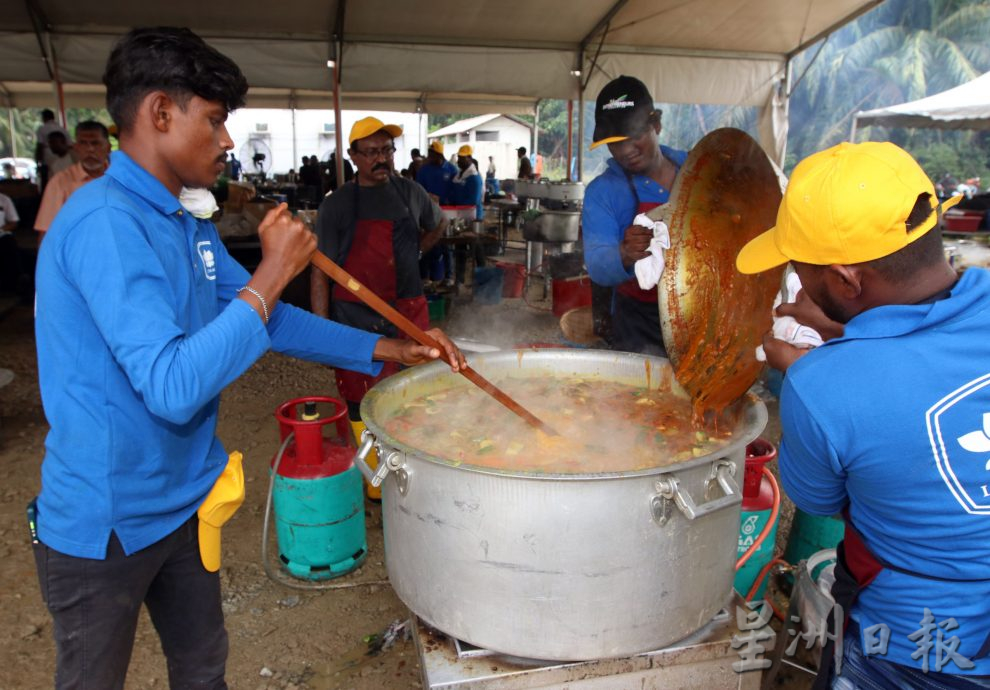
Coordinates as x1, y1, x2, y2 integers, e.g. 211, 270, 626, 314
381, 374, 735, 474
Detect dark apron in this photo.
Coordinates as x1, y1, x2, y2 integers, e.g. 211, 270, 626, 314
814, 512, 990, 688
332, 181, 429, 408
609, 174, 667, 356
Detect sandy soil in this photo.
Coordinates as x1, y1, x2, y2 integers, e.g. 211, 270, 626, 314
0, 275, 798, 690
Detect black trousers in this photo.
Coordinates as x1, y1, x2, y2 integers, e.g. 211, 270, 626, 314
611, 293, 668, 358
33, 515, 228, 689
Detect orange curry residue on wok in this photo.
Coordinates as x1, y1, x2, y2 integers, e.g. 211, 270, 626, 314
381, 374, 735, 474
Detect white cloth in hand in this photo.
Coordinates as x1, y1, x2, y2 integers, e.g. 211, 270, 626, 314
632, 213, 671, 290
755, 271, 824, 361
179, 187, 220, 220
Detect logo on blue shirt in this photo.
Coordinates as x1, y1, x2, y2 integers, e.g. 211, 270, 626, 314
927, 373, 990, 514
197, 241, 216, 281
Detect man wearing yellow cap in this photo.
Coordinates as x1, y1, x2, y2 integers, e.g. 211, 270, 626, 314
737, 141, 990, 688
416, 140, 458, 285
310, 117, 448, 498
452, 144, 483, 220
581, 75, 688, 355
450, 144, 487, 285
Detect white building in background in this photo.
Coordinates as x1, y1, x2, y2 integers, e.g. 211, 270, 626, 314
225, 109, 428, 177
428, 114, 532, 181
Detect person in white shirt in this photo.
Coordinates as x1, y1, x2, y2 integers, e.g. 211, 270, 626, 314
0, 192, 26, 297
35, 109, 72, 190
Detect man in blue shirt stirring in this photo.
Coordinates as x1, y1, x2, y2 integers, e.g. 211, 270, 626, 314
32, 27, 463, 689
737, 142, 990, 688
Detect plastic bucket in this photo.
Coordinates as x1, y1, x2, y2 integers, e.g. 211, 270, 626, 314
552, 275, 593, 317
496, 262, 526, 298
784, 509, 845, 578
473, 266, 504, 305
427, 294, 449, 323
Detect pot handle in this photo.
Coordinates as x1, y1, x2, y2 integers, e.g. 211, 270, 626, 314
353, 429, 390, 488
653, 460, 740, 525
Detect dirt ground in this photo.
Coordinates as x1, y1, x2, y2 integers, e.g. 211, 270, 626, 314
0, 269, 797, 690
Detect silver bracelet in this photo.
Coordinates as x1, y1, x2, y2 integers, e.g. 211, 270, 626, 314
238, 286, 270, 324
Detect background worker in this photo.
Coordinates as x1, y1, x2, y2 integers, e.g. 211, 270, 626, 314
310, 117, 448, 498
451, 144, 486, 284
35, 108, 71, 192
0, 191, 28, 299
581, 75, 687, 356
416, 140, 458, 286
516, 146, 534, 180
737, 141, 990, 688
34, 120, 112, 244
33, 28, 463, 689
452, 144, 483, 221
46, 131, 75, 177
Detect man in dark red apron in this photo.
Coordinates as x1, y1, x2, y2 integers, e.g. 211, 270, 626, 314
311, 117, 448, 498
582, 75, 688, 356
738, 142, 990, 688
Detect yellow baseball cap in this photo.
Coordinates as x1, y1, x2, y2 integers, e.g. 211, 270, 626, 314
197, 451, 245, 572
457, 145, 473, 157
429, 140, 444, 154
736, 141, 963, 274
348, 116, 403, 146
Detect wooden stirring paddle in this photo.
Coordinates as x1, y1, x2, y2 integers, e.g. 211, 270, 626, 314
310, 251, 560, 436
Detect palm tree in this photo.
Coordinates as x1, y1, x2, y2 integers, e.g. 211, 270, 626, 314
787, 0, 990, 167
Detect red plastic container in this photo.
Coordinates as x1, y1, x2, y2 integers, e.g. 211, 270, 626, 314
496, 262, 526, 298
944, 209, 985, 233
552, 275, 593, 317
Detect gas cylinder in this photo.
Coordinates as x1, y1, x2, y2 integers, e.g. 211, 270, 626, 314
734, 437, 779, 599
271, 396, 367, 580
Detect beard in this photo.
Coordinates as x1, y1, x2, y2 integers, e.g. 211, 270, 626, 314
814, 287, 852, 325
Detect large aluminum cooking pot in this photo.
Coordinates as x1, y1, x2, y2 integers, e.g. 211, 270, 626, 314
514, 178, 543, 198
521, 209, 581, 243
546, 180, 585, 202
358, 349, 766, 661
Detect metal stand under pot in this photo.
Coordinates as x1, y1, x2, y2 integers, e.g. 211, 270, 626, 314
413, 602, 771, 689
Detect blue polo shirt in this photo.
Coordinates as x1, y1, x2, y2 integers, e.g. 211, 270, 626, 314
416, 160, 457, 205
452, 169, 484, 220
35, 150, 383, 559
779, 268, 990, 674
581, 145, 687, 287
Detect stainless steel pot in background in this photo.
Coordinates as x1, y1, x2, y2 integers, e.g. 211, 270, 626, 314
358, 350, 767, 661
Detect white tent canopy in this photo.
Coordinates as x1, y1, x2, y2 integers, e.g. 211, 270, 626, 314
853, 71, 990, 133
2, 0, 883, 165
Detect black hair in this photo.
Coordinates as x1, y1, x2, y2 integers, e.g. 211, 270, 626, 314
411, 148, 421, 157
75, 120, 110, 140
47, 131, 68, 143
866, 193, 945, 283
103, 27, 248, 133
41, 109, 55, 121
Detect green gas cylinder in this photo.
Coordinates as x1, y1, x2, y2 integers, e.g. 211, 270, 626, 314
734, 438, 779, 599
271, 397, 367, 580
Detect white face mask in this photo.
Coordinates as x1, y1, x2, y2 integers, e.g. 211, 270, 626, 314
179, 187, 220, 219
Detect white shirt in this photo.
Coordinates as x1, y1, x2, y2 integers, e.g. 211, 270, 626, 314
0, 193, 19, 236
36, 121, 72, 168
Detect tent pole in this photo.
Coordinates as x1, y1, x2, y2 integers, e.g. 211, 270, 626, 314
849, 116, 859, 143
577, 90, 584, 182
7, 109, 17, 158
533, 99, 540, 178
566, 100, 573, 181
331, 0, 347, 191
332, 61, 344, 190
290, 100, 298, 175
